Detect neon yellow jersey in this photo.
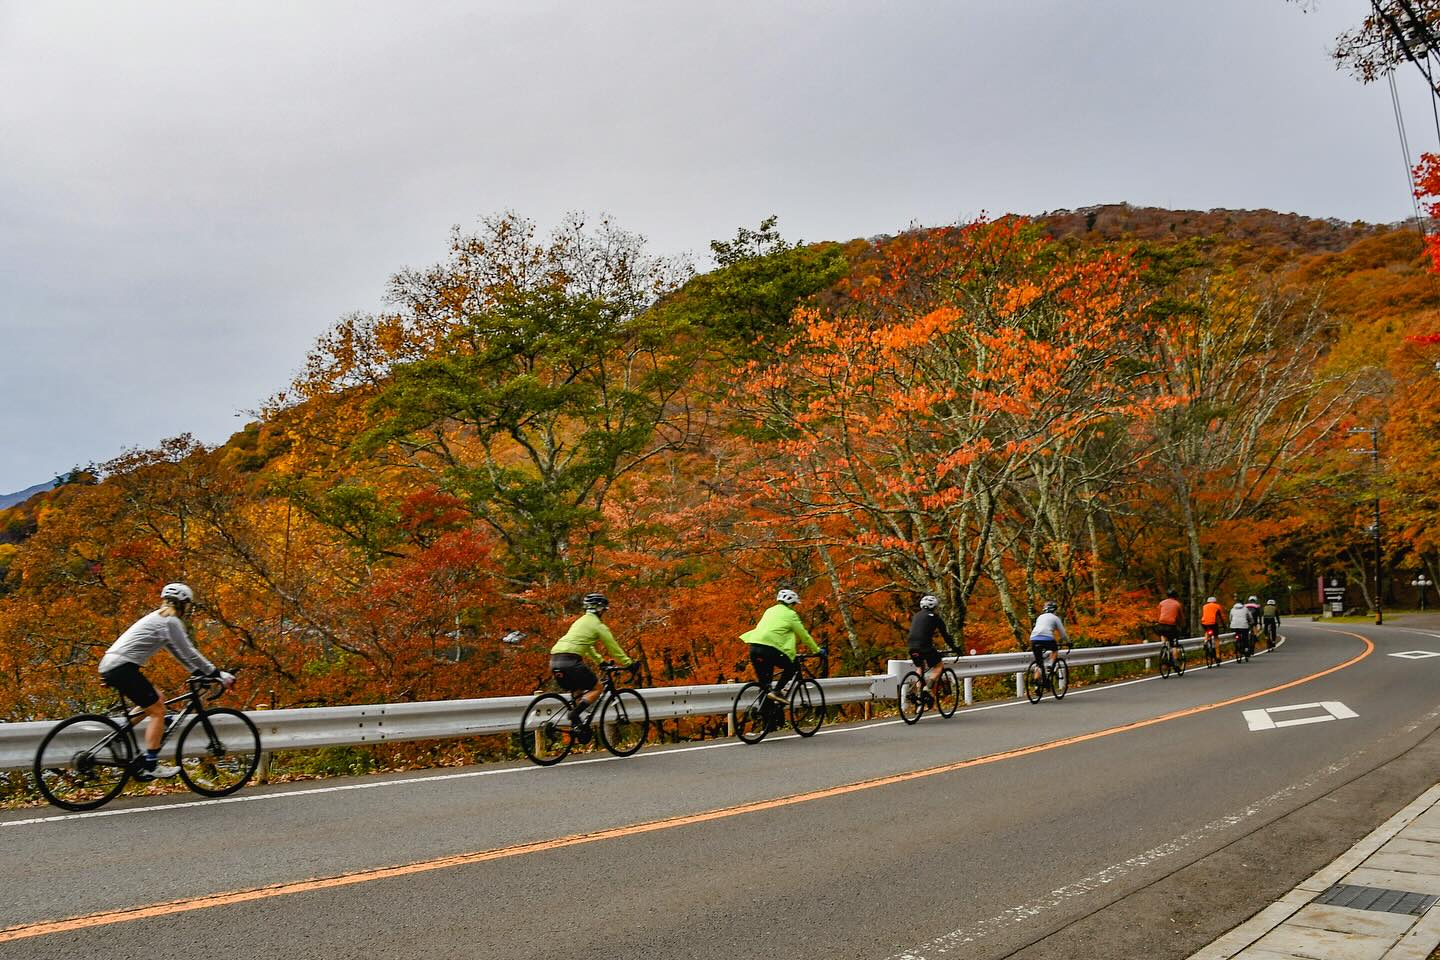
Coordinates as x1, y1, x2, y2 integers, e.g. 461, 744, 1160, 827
740, 604, 818, 660
550, 612, 633, 666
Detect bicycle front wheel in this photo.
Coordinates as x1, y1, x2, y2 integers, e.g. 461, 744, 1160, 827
1024, 663, 1044, 704
519, 693, 575, 766
598, 688, 649, 757
1052, 660, 1069, 700
34, 714, 133, 811
177, 708, 261, 797
935, 667, 961, 718
789, 678, 825, 737
1158, 647, 1173, 679
732, 682, 770, 744
898, 672, 924, 725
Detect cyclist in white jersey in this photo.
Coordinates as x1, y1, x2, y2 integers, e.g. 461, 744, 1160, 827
98, 583, 233, 779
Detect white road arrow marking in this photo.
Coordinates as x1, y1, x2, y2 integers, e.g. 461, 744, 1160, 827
1243, 701, 1358, 731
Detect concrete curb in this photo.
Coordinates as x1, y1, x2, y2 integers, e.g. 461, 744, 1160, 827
1187, 782, 1440, 959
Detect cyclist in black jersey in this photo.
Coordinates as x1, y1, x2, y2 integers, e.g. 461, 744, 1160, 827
908, 595, 957, 696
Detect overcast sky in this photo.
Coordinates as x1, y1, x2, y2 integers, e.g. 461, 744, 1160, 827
0, 0, 1432, 493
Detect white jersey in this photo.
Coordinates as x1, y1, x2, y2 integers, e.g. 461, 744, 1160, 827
99, 610, 215, 676
1029, 612, 1069, 643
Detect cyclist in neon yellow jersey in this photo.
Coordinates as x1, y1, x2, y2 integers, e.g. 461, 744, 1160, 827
549, 593, 635, 722
741, 589, 822, 704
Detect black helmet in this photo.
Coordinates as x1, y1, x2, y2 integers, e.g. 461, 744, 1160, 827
582, 593, 608, 612
1043, 601, 1058, 614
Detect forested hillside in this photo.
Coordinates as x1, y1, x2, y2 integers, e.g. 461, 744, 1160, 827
2, 207, 1436, 721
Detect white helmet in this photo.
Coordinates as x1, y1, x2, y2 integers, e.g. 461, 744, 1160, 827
1247, 595, 1258, 604
776, 589, 799, 606
919, 595, 939, 610
161, 582, 194, 605
1206, 596, 1217, 604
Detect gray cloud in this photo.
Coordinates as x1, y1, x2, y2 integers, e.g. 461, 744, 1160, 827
0, 0, 1425, 491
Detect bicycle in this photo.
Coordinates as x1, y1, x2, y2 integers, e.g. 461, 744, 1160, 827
34, 673, 260, 811
1157, 632, 1187, 679
1024, 641, 1071, 704
898, 655, 961, 724
1232, 628, 1253, 663
1262, 620, 1278, 650
1201, 625, 1221, 668
731, 651, 827, 744
518, 662, 649, 766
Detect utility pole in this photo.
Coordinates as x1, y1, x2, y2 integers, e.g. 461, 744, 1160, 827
1348, 422, 1384, 625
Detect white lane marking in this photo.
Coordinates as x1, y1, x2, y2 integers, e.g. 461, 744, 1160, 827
1367, 627, 1440, 642
1243, 701, 1358, 731
889, 752, 1361, 960
0, 637, 1283, 830
1389, 650, 1440, 659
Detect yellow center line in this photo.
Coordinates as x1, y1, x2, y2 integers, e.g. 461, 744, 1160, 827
0, 631, 1375, 944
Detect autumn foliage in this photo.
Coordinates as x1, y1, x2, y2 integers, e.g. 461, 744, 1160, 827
1, 206, 1437, 730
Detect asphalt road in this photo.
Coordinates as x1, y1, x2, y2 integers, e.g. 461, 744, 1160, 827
2, 619, 1438, 960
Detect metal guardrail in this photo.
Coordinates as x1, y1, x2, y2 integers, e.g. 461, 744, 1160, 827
0, 636, 1226, 772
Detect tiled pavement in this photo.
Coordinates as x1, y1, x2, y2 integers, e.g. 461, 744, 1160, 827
1188, 783, 1440, 960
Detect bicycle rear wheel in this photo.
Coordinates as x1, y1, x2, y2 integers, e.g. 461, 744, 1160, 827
519, 693, 576, 765
934, 667, 961, 718
898, 671, 924, 725
177, 708, 261, 797
732, 682, 771, 744
1052, 660, 1069, 700
598, 688, 649, 757
789, 678, 825, 737
1024, 663, 1044, 704
34, 714, 133, 811
1174, 645, 1187, 676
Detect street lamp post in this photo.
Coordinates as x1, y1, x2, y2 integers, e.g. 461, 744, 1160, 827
1414, 574, 1434, 612
1348, 422, 1383, 626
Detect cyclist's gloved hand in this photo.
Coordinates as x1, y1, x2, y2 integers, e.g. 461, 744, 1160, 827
819, 645, 829, 656
217, 670, 236, 690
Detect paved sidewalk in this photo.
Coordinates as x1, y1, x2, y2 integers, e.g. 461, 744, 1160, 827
1188, 782, 1440, 960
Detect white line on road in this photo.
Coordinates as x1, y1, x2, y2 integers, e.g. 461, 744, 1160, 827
888, 752, 1362, 960
1242, 701, 1358, 731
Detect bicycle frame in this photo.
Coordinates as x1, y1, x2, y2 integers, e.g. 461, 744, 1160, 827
104, 680, 221, 766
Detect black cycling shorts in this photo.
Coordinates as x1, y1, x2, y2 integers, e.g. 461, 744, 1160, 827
910, 648, 943, 670
100, 662, 159, 708
549, 654, 597, 693
1030, 637, 1058, 665
1154, 623, 1180, 642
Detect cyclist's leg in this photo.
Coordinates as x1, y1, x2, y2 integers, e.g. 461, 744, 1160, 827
102, 663, 163, 752
550, 655, 598, 716
916, 648, 943, 687
749, 643, 777, 692
774, 652, 799, 693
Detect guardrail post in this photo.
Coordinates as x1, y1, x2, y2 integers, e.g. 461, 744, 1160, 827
725, 680, 737, 737
963, 677, 972, 705
1015, 672, 1023, 698
256, 695, 273, 785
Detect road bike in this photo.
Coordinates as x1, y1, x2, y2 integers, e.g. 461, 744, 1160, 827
1232, 628, 1253, 663
731, 651, 827, 744
898, 655, 961, 724
1157, 634, 1187, 679
518, 662, 649, 766
1201, 626, 1221, 669
1024, 641, 1071, 704
34, 673, 260, 811
1262, 620, 1278, 650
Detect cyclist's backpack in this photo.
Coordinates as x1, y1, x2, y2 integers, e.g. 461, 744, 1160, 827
1263, 601, 1278, 619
